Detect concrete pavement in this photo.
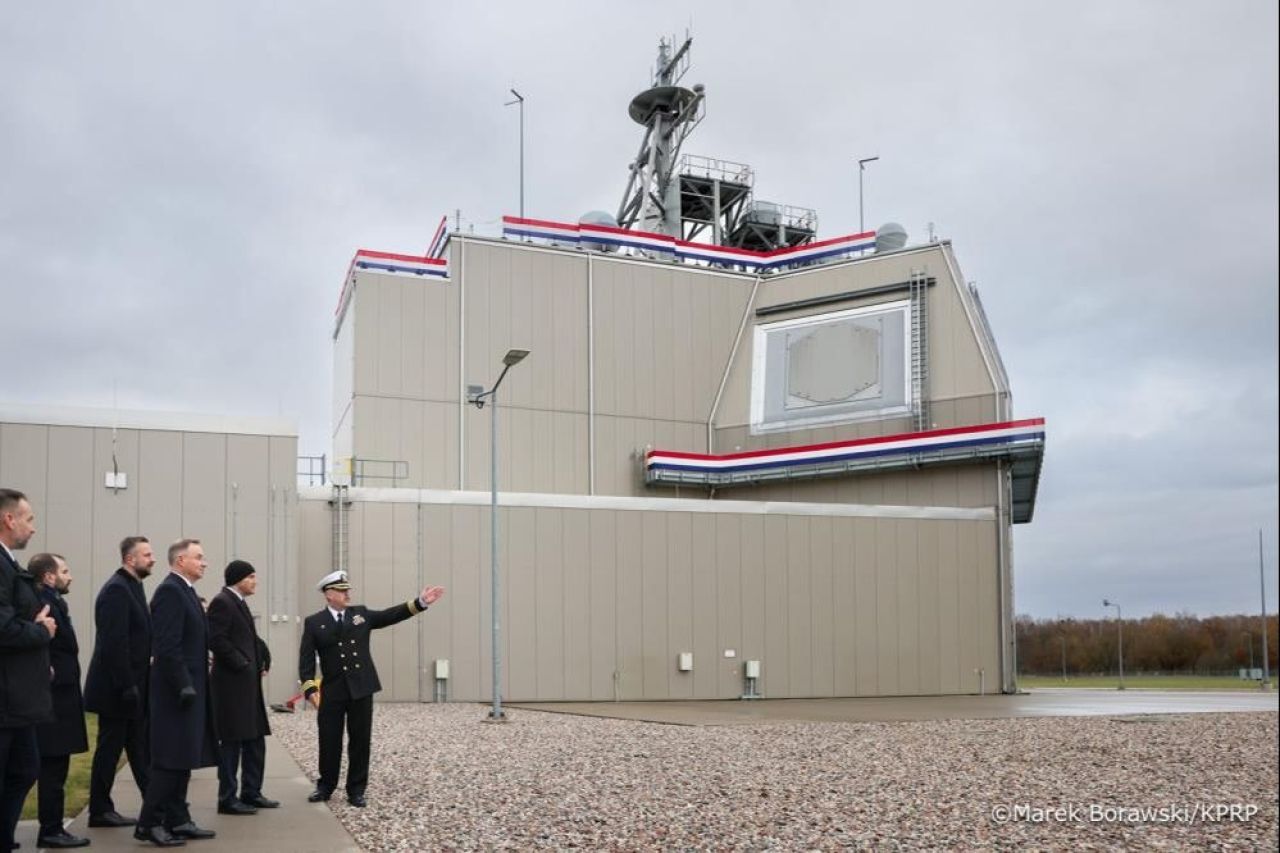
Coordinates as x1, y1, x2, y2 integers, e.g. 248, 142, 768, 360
16, 736, 360, 853
508, 688, 1280, 725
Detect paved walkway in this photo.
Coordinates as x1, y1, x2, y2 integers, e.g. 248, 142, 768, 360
16, 736, 360, 852
509, 688, 1279, 726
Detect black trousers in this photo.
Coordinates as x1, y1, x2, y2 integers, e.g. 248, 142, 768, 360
217, 736, 266, 804
316, 693, 372, 796
89, 714, 150, 816
0, 725, 40, 849
137, 767, 191, 831
37, 753, 71, 836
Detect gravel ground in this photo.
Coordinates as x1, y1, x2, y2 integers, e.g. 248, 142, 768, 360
272, 705, 1278, 851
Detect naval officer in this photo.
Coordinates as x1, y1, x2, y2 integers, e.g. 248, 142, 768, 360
298, 571, 444, 807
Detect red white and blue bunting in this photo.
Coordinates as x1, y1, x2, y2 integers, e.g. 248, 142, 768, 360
501, 216, 876, 273
646, 418, 1046, 487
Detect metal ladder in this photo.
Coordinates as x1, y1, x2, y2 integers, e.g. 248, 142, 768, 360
909, 270, 930, 431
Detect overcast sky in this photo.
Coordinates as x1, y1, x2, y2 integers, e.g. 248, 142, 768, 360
1, 2, 1275, 619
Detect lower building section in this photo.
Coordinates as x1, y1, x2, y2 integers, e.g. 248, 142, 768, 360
298, 488, 1005, 702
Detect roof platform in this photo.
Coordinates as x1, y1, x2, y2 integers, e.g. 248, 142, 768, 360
645, 418, 1046, 523
677, 155, 753, 241
727, 200, 817, 252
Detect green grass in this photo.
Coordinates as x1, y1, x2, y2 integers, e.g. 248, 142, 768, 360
21, 713, 100, 822
1019, 674, 1273, 691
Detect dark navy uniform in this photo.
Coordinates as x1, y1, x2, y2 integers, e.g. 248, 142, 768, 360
298, 586, 428, 801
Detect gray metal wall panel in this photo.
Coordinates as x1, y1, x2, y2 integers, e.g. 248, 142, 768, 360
715, 514, 743, 699
785, 516, 812, 696
613, 511, 643, 699
895, 520, 921, 695
505, 507, 537, 700
665, 513, 694, 699
641, 512, 668, 698
936, 520, 960, 693
874, 518, 898, 696
808, 516, 835, 697
761, 515, 788, 696
738, 515, 766, 692
916, 521, 942, 695
956, 520, 980, 693
180, 432, 227, 599
853, 517, 878, 695
689, 513, 718, 698
535, 508, 565, 700
390, 503, 421, 701
831, 521, 857, 695
588, 511, 617, 700
50, 427, 99, 647
561, 511, 591, 699
448, 505, 483, 701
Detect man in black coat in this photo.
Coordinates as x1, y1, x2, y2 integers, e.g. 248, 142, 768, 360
298, 571, 444, 807
208, 559, 277, 816
0, 488, 57, 853
83, 535, 157, 830
29, 553, 91, 849
134, 539, 218, 848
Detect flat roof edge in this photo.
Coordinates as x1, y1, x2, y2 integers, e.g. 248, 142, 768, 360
0, 401, 298, 437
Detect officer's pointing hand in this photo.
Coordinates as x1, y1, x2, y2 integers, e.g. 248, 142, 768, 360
421, 585, 445, 606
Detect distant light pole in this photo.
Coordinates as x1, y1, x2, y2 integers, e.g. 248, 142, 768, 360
468, 348, 530, 721
1102, 599, 1124, 690
857, 156, 879, 233
505, 89, 525, 218
1260, 530, 1272, 691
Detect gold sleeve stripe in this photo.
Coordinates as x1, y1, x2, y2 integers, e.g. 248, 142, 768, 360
301, 679, 320, 694
407, 598, 423, 615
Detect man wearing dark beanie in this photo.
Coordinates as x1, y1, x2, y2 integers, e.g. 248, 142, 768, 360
207, 560, 277, 815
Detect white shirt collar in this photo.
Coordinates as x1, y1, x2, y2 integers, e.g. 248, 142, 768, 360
227, 586, 245, 601
328, 606, 346, 621
172, 571, 197, 589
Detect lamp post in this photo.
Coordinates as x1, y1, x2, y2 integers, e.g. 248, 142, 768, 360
1061, 634, 1068, 683
1260, 530, 1272, 691
468, 348, 530, 721
857, 156, 879, 233
1102, 599, 1124, 690
505, 89, 525, 218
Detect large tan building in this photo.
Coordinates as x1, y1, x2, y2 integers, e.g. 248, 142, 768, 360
316, 223, 1044, 703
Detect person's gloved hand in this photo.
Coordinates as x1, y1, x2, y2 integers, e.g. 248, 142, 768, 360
178, 686, 197, 708
122, 685, 140, 713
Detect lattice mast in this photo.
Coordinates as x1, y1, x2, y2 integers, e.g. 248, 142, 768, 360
615, 36, 705, 237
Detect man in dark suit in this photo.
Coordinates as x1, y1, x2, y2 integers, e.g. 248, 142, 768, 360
30, 553, 90, 848
0, 488, 57, 853
134, 539, 218, 848
83, 535, 156, 829
298, 571, 444, 807
208, 559, 277, 816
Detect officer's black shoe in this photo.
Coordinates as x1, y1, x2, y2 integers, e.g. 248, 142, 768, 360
307, 788, 332, 803
168, 822, 215, 840
35, 831, 91, 848
347, 793, 367, 808
88, 810, 136, 827
216, 799, 257, 815
133, 826, 186, 847
240, 794, 280, 809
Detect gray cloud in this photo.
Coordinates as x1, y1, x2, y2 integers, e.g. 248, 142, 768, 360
1, 1, 1275, 618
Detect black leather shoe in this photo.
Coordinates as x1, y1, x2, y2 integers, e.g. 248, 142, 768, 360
347, 793, 367, 808
240, 794, 280, 809
216, 799, 258, 815
88, 810, 137, 827
133, 826, 186, 847
36, 831, 91, 848
168, 822, 216, 840
307, 788, 332, 803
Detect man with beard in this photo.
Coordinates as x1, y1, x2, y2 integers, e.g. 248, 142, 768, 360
83, 536, 156, 829
0, 488, 57, 853
30, 553, 90, 849
134, 539, 218, 847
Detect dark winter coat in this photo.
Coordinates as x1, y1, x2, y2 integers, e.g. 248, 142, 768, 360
83, 568, 152, 719
148, 572, 217, 770
0, 547, 53, 727
35, 584, 88, 756
207, 587, 270, 743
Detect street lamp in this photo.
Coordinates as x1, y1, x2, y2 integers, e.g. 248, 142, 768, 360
1102, 599, 1124, 690
857, 156, 879, 233
468, 348, 530, 721
505, 89, 525, 218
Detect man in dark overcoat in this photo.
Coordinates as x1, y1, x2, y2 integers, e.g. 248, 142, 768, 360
83, 535, 155, 829
0, 488, 57, 853
208, 559, 277, 815
30, 553, 90, 848
134, 538, 218, 848
298, 571, 444, 807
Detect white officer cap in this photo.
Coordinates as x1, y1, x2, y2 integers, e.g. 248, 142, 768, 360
317, 570, 351, 592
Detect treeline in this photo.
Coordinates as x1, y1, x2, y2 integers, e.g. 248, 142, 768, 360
1016, 613, 1280, 675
